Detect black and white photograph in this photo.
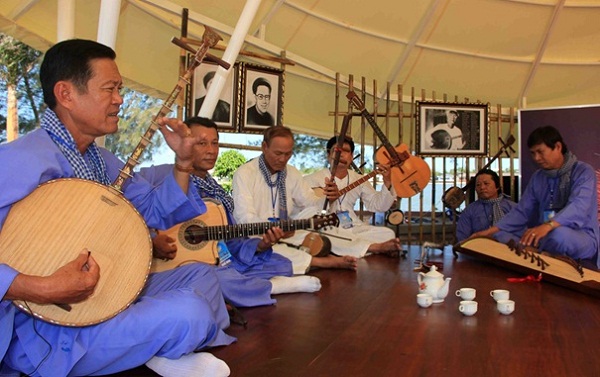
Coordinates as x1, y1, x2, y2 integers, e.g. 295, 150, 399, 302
241, 63, 284, 133
416, 101, 489, 156
192, 61, 239, 131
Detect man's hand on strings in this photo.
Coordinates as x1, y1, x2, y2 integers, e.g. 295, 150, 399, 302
7, 250, 101, 305
257, 226, 285, 252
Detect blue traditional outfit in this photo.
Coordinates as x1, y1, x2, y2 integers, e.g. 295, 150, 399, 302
139, 164, 293, 308
0, 110, 235, 376
494, 154, 600, 268
456, 195, 517, 242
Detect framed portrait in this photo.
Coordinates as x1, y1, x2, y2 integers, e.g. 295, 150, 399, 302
240, 63, 284, 133
416, 101, 489, 156
191, 61, 240, 132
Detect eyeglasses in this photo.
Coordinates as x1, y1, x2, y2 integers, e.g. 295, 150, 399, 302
255, 94, 271, 101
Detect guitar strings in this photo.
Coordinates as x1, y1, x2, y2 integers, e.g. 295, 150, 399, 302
22, 300, 52, 376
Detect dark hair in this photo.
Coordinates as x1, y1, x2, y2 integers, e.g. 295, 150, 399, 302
263, 125, 293, 146
40, 39, 116, 110
184, 116, 218, 131
252, 77, 271, 95
475, 168, 501, 194
203, 71, 216, 88
326, 135, 355, 154
526, 125, 569, 154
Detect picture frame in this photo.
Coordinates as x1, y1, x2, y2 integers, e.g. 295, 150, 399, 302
416, 101, 489, 156
190, 60, 240, 132
240, 62, 284, 133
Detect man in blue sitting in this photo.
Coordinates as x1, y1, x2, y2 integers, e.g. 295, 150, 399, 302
473, 126, 599, 269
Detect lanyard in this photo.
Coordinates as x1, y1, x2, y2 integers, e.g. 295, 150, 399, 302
336, 174, 350, 207
270, 175, 279, 218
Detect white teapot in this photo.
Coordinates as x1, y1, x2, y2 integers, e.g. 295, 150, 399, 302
417, 265, 451, 303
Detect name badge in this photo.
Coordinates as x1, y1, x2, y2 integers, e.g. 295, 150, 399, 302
337, 210, 353, 229
543, 209, 557, 223
217, 240, 232, 267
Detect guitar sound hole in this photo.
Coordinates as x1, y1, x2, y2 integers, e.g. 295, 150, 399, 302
183, 225, 205, 245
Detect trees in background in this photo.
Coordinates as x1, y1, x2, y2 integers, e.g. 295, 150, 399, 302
213, 150, 246, 193
0, 33, 43, 142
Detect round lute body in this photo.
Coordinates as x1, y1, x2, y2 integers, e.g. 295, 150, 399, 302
301, 232, 332, 257
0, 27, 227, 326
442, 186, 466, 210
386, 209, 405, 226
0, 179, 152, 326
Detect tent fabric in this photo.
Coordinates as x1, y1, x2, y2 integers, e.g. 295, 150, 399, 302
1, 0, 599, 140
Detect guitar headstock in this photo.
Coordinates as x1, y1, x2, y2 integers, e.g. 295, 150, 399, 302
312, 213, 340, 230
346, 90, 365, 111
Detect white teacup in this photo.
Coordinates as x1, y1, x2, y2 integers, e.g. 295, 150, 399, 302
490, 289, 510, 301
458, 300, 478, 316
497, 299, 515, 315
417, 293, 433, 308
455, 288, 476, 300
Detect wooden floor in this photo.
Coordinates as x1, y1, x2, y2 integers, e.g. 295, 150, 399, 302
110, 246, 429, 377
108, 244, 600, 376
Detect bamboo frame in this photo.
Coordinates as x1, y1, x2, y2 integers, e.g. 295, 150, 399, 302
332, 75, 518, 247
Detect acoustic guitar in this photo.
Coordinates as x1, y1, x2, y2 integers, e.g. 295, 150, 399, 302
152, 199, 339, 272
0, 27, 226, 327
442, 135, 515, 210
346, 90, 431, 198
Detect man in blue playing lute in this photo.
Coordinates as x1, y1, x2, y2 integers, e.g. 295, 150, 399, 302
0, 39, 234, 377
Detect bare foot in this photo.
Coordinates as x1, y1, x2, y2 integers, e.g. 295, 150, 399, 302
311, 255, 358, 271
368, 238, 402, 255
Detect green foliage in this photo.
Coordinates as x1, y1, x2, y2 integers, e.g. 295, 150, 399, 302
220, 181, 233, 194
0, 33, 44, 135
290, 134, 327, 172
214, 150, 246, 180
105, 88, 165, 162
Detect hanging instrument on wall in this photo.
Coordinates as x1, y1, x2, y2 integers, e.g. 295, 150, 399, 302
456, 237, 600, 298
442, 135, 515, 210
346, 90, 431, 198
0, 27, 227, 327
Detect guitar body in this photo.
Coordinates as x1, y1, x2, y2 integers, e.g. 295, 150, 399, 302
375, 143, 431, 198
152, 199, 225, 273
0, 179, 152, 326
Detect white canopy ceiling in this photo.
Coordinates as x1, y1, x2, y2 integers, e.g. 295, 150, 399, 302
1, 0, 600, 139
